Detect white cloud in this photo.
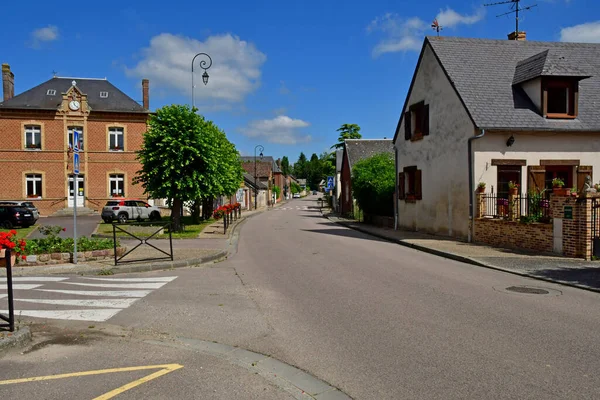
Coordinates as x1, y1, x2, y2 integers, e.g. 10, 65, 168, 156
125, 33, 267, 105
30, 25, 59, 47
368, 8, 484, 57
239, 115, 311, 145
560, 21, 600, 43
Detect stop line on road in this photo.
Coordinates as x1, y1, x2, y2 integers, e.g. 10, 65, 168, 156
0, 275, 177, 322
275, 206, 311, 211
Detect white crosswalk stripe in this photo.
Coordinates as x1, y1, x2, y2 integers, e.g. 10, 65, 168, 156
0, 276, 177, 322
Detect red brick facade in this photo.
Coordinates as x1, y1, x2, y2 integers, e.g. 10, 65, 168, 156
0, 79, 149, 216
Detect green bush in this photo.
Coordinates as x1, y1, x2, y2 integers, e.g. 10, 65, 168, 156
25, 225, 118, 255
351, 153, 395, 217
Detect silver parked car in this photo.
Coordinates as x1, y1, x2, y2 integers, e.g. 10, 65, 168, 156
101, 199, 162, 223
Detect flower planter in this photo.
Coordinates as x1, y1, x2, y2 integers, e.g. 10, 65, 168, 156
553, 187, 569, 196
0, 249, 17, 268
509, 188, 518, 196
477, 187, 485, 193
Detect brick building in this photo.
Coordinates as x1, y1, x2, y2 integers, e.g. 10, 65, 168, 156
0, 63, 150, 216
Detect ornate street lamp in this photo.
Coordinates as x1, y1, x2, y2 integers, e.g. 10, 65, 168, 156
191, 53, 212, 108
254, 145, 264, 210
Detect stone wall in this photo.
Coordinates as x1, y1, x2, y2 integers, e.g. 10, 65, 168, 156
21, 247, 126, 266
364, 213, 394, 229
474, 218, 553, 253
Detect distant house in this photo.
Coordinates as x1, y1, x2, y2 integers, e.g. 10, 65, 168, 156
393, 33, 600, 240
340, 139, 394, 215
240, 155, 284, 203
240, 172, 267, 210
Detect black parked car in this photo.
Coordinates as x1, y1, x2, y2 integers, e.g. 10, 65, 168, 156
0, 205, 36, 229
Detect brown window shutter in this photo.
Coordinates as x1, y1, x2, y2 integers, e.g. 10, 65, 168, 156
577, 166, 593, 192
422, 104, 429, 136
398, 172, 406, 199
415, 169, 422, 200
527, 166, 545, 194
404, 112, 411, 140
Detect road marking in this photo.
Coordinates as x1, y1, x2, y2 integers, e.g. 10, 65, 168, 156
4, 284, 43, 290
36, 289, 152, 297
82, 276, 177, 283
0, 308, 122, 321
15, 298, 139, 308
0, 277, 68, 282
0, 363, 184, 400
62, 282, 168, 289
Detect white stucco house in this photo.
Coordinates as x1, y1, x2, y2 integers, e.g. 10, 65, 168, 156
393, 33, 600, 241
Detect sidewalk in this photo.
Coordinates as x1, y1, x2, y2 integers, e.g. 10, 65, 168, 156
324, 211, 600, 293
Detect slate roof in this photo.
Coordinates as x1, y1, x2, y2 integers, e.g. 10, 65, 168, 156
423, 36, 600, 131
0, 77, 146, 113
241, 161, 272, 179
239, 156, 282, 173
344, 139, 394, 170
243, 173, 268, 190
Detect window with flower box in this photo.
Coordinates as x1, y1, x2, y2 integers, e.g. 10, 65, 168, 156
26, 174, 42, 198
24, 125, 42, 150
108, 127, 124, 151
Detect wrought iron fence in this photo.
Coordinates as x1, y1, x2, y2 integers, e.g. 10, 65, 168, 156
112, 221, 173, 265
481, 192, 551, 223
592, 198, 600, 259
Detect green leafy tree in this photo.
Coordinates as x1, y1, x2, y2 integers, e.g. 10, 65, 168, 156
280, 156, 291, 176
331, 123, 362, 150
272, 185, 281, 198
320, 151, 335, 178
294, 152, 308, 178
351, 153, 395, 217
135, 105, 243, 231
308, 153, 322, 189
290, 182, 301, 194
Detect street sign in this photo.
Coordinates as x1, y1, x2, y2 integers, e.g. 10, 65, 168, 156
74, 152, 80, 175
73, 130, 80, 152
327, 176, 334, 189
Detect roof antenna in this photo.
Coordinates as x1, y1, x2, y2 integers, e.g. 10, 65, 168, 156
431, 18, 443, 37
484, 0, 538, 38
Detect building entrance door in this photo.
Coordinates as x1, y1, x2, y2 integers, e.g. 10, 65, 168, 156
68, 175, 84, 207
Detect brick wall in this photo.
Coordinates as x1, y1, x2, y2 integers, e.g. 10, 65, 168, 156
474, 218, 553, 253
551, 193, 598, 259
364, 213, 394, 228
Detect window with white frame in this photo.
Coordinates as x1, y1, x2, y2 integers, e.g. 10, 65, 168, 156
24, 125, 42, 150
68, 127, 84, 150
109, 174, 125, 197
108, 127, 124, 151
26, 174, 42, 198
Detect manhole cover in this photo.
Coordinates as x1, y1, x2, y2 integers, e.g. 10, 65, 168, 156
505, 286, 549, 295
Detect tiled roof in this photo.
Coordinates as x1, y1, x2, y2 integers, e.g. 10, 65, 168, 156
0, 77, 146, 113
239, 155, 282, 174
344, 139, 394, 169
241, 161, 272, 179
425, 36, 600, 131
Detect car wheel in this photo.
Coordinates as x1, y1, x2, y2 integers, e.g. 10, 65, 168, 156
117, 213, 128, 224
103, 218, 111, 223
150, 211, 161, 221
2, 220, 13, 229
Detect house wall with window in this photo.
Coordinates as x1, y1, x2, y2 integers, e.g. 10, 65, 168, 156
0, 69, 150, 216
473, 131, 600, 196
394, 44, 475, 238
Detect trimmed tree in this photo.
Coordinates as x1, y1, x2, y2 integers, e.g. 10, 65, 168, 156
134, 104, 243, 231
351, 153, 395, 217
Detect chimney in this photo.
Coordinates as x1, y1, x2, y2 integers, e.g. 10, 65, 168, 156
508, 31, 526, 41
142, 79, 149, 110
2, 63, 14, 102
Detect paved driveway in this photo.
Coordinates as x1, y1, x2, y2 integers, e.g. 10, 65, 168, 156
28, 215, 102, 239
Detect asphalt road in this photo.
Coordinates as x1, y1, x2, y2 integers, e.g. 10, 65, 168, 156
28, 215, 102, 239
3, 195, 600, 399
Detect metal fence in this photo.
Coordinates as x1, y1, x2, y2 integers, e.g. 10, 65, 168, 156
593, 198, 600, 258
112, 221, 173, 265
482, 192, 552, 223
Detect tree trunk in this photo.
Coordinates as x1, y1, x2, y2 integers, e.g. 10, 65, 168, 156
202, 197, 214, 220
172, 198, 183, 232
191, 199, 201, 224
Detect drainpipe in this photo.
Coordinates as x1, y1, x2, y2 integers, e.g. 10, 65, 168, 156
394, 146, 399, 230
468, 129, 486, 243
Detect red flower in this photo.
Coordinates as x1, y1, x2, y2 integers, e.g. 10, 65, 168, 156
62, 227, 67, 231
21, 255, 26, 260
9, 230, 16, 235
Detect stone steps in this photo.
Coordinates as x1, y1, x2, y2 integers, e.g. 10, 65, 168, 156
50, 207, 99, 217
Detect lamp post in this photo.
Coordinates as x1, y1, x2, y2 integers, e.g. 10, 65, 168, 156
191, 53, 212, 108
254, 145, 264, 210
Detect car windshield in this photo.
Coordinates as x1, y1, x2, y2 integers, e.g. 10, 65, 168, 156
105, 201, 119, 206
22, 202, 35, 208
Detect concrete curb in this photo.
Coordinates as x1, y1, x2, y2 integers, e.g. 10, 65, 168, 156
0, 250, 228, 277
0, 326, 32, 353
146, 337, 351, 400
327, 216, 600, 295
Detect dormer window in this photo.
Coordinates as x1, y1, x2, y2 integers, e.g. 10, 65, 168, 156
543, 79, 577, 119
46, 89, 56, 96
100, 91, 109, 98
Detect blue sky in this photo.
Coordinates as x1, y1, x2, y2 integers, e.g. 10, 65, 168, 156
1, 0, 593, 163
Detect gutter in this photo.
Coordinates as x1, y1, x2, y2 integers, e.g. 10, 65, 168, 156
467, 129, 485, 243
394, 146, 399, 230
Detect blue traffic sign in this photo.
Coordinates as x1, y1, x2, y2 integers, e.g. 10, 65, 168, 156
73, 130, 80, 152
74, 152, 80, 174
327, 176, 334, 189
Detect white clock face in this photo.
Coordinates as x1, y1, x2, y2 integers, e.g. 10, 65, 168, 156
69, 100, 80, 111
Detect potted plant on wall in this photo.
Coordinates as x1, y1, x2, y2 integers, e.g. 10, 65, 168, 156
552, 178, 569, 196
508, 181, 519, 196
477, 182, 486, 193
